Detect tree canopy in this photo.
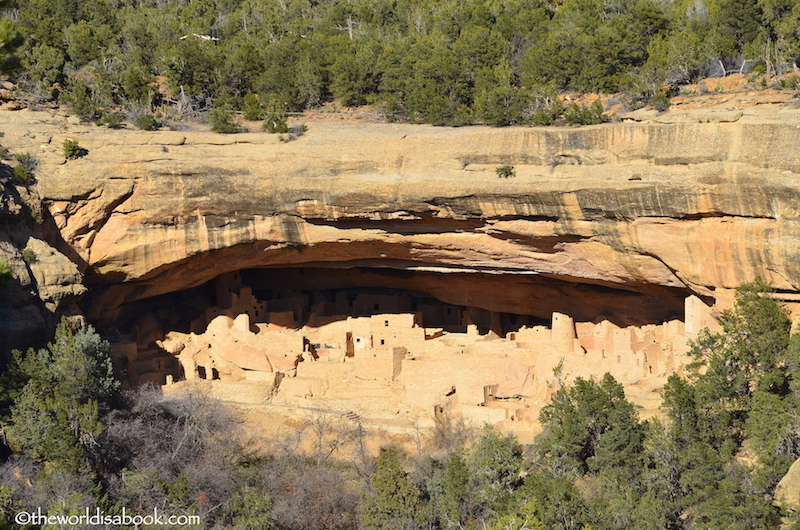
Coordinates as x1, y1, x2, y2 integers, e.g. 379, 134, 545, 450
0, 0, 795, 126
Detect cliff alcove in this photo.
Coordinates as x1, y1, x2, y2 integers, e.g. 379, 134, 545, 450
106, 260, 716, 444
109, 264, 691, 341
4, 108, 800, 437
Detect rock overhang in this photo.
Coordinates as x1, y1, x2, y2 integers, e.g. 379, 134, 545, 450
2, 109, 796, 328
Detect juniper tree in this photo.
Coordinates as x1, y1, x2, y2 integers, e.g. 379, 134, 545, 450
6, 318, 118, 472
361, 446, 419, 530
660, 278, 795, 524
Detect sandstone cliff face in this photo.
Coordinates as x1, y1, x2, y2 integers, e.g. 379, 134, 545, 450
776, 457, 800, 512
0, 110, 797, 326
0, 178, 84, 354
4, 108, 796, 327
3, 106, 800, 446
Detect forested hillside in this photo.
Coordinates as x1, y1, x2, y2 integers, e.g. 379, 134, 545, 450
1, 0, 799, 125
0, 281, 799, 529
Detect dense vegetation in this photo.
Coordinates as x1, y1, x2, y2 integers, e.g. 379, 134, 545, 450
0, 280, 798, 528
0, 0, 797, 126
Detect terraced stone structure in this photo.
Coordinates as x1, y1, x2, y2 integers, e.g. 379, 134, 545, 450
2, 106, 800, 436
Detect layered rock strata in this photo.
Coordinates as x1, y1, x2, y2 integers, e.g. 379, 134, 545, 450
2, 108, 795, 327
0, 179, 84, 354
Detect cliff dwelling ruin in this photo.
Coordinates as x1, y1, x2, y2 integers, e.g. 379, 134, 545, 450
106, 264, 721, 439
8, 109, 800, 440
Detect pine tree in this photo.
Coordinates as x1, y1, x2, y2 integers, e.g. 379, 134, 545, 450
469, 425, 523, 513
7, 318, 119, 472
538, 373, 644, 476
361, 446, 419, 530
659, 278, 794, 523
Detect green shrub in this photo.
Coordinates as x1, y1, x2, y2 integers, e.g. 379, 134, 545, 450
264, 118, 289, 134
781, 75, 800, 89
529, 102, 564, 126
378, 95, 406, 123
262, 100, 289, 133
276, 124, 308, 143
563, 101, 607, 126
0, 259, 11, 287
242, 92, 264, 121
12, 164, 31, 183
7, 317, 119, 471
96, 112, 124, 129
650, 92, 671, 112
20, 249, 37, 264
62, 138, 85, 159
231, 488, 274, 529
525, 90, 606, 127
14, 152, 36, 168
746, 71, 761, 83
207, 107, 240, 133
12, 152, 36, 183
134, 113, 161, 131
476, 86, 529, 126
213, 94, 243, 111
361, 447, 419, 530
64, 83, 99, 122
495, 165, 515, 178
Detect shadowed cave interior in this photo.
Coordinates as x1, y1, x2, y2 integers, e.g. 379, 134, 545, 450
107, 265, 692, 340
95, 263, 700, 389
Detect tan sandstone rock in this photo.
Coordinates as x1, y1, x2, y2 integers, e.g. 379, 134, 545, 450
0, 111, 790, 327
776, 457, 800, 512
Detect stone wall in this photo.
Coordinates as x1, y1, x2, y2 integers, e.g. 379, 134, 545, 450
115, 273, 719, 436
